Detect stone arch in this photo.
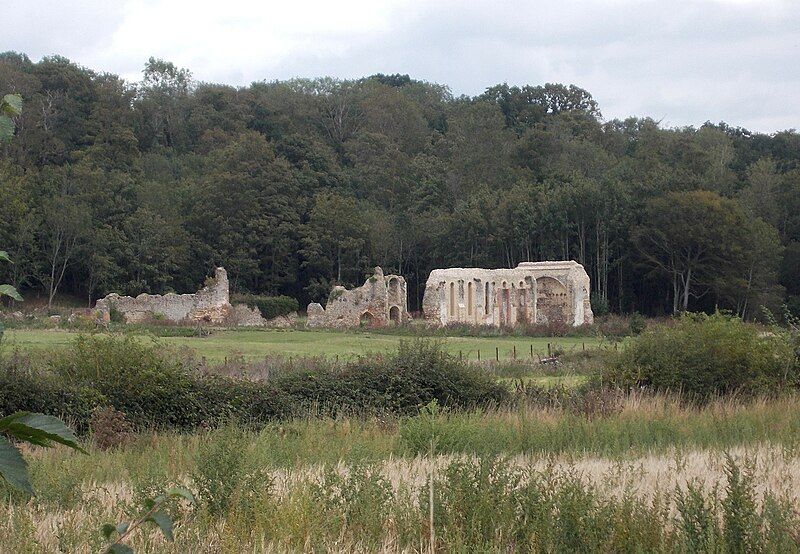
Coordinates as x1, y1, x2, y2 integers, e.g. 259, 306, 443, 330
389, 305, 401, 325
360, 311, 375, 327
387, 277, 401, 304
535, 276, 569, 325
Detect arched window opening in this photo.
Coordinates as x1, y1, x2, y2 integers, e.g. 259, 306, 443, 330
467, 281, 473, 316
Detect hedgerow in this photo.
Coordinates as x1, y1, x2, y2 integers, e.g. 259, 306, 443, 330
0, 335, 506, 433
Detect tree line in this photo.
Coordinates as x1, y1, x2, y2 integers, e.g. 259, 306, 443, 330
1, 52, 798, 317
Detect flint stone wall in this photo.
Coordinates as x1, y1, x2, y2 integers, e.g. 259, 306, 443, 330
96, 267, 232, 324
306, 267, 409, 328
422, 261, 593, 327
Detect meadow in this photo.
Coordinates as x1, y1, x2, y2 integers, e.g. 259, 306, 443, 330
1, 315, 799, 552
1, 327, 606, 362
3, 395, 800, 552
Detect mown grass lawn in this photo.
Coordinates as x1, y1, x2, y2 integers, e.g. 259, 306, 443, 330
2, 327, 607, 362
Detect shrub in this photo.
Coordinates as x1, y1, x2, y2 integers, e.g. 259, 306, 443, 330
590, 292, 610, 317
192, 425, 254, 516
628, 312, 646, 335
89, 406, 133, 450
0, 337, 505, 433
232, 294, 299, 320
108, 304, 124, 323
273, 340, 508, 417
602, 312, 799, 398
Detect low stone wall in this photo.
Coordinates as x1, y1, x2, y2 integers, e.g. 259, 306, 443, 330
306, 267, 409, 329
95, 267, 232, 324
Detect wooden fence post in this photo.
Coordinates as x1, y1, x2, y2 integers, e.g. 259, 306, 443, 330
495, 347, 499, 362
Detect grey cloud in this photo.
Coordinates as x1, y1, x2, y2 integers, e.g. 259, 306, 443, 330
2, 0, 799, 132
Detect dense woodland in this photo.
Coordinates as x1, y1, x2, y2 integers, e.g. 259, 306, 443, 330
1, 52, 799, 317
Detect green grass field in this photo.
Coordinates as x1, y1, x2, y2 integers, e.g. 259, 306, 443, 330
2, 327, 606, 362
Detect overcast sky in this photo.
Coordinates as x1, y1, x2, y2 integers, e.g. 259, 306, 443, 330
4, 0, 799, 133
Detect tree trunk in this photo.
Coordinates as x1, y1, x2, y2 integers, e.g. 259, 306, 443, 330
681, 266, 692, 312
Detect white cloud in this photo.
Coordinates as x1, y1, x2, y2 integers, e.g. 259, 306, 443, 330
2, 0, 799, 132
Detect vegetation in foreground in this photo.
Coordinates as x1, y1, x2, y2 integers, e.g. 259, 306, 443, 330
3, 409, 800, 552
1, 315, 799, 551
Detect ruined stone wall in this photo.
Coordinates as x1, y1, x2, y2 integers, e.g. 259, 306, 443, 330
306, 267, 409, 328
422, 261, 593, 327
95, 267, 233, 324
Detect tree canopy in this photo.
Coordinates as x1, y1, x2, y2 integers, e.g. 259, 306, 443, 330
1, 53, 798, 317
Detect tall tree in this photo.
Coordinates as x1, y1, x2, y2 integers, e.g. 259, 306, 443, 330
633, 191, 750, 313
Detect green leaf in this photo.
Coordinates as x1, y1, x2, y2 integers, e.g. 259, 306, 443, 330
0, 251, 10, 263
0, 436, 33, 495
101, 523, 117, 540
108, 544, 134, 554
148, 510, 174, 541
0, 412, 86, 454
2, 94, 22, 115
0, 116, 14, 141
0, 284, 22, 301
167, 486, 196, 505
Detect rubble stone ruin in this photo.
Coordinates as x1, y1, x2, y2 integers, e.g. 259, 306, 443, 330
422, 261, 593, 327
96, 267, 233, 324
95, 267, 295, 327
306, 267, 409, 328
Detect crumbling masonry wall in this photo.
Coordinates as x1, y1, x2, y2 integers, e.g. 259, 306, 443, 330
422, 261, 593, 327
96, 267, 233, 324
306, 267, 409, 328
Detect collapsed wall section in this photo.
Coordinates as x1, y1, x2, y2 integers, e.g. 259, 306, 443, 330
306, 267, 409, 328
95, 267, 232, 324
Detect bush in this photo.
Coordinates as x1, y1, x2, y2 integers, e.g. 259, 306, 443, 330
602, 312, 799, 398
232, 294, 298, 320
590, 292, 610, 317
0, 336, 506, 433
273, 340, 508, 417
89, 406, 133, 450
628, 312, 646, 335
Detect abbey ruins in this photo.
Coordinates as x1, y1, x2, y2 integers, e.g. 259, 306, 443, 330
95, 261, 592, 329
422, 261, 593, 327
95, 267, 293, 327
306, 267, 409, 328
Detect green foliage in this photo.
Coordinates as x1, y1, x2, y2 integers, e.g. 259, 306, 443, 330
628, 312, 646, 335
0, 336, 506, 432
232, 294, 299, 320
590, 292, 609, 317
0, 411, 85, 495
191, 425, 253, 516
108, 305, 124, 323
100, 487, 195, 553
273, 339, 509, 417
2, 55, 799, 319
603, 312, 799, 397
0, 94, 21, 141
